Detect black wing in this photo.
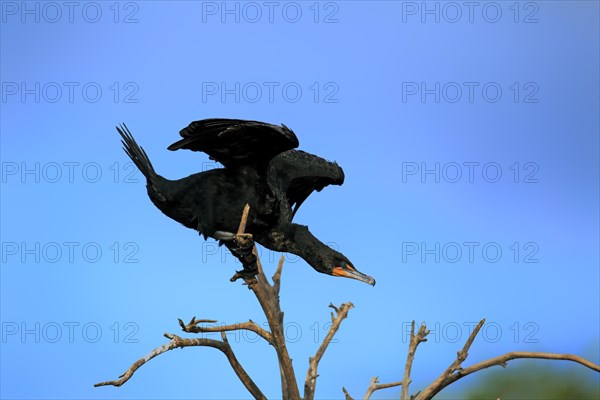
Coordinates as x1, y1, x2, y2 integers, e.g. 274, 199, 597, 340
268, 150, 345, 219
168, 118, 299, 168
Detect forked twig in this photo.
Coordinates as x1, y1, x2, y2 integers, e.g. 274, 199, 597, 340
304, 302, 354, 400
178, 316, 273, 345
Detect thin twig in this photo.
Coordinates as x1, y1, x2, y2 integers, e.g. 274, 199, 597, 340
94, 332, 266, 400
401, 321, 429, 400
237, 204, 250, 235
178, 316, 273, 345
464, 351, 600, 374
416, 319, 485, 400
273, 255, 285, 295
303, 302, 354, 400
342, 387, 354, 400
362, 376, 403, 400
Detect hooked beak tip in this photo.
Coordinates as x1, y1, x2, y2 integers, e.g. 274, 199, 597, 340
332, 266, 376, 286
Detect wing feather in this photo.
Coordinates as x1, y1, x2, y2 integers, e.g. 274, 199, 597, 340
268, 150, 344, 219
168, 119, 299, 168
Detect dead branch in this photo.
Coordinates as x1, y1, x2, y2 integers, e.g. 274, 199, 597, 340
247, 248, 300, 398
272, 254, 285, 295
342, 376, 403, 400
96, 204, 301, 398
236, 203, 250, 235
346, 317, 599, 400
94, 331, 266, 400
94, 204, 279, 399
361, 317, 600, 400
401, 321, 430, 400
363, 376, 403, 400
342, 386, 354, 399
417, 347, 600, 399
234, 205, 301, 400
303, 302, 354, 400
464, 351, 600, 374
414, 319, 485, 399
178, 316, 273, 345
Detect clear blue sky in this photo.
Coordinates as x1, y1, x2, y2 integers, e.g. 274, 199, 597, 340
1, 1, 598, 399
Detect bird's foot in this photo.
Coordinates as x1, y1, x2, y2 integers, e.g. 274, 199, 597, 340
216, 231, 258, 283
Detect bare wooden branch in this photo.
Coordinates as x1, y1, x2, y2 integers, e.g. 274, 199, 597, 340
342, 386, 354, 400
412, 318, 600, 400
216, 331, 267, 400
178, 316, 274, 345
303, 302, 354, 400
272, 255, 285, 295
246, 250, 300, 399
417, 350, 600, 400
233, 206, 300, 399
415, 318, 484, 399
94, 332, 266, 400
463, 351, 600, 374
345, 316, 599, 400
342, 377, 403, 400
237, 203, 250, 235
401, 321, 429, 400
362, 376, 403, 400
95, 206, 281, 399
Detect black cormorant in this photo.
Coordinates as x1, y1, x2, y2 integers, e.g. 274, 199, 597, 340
117, 119, 375, 285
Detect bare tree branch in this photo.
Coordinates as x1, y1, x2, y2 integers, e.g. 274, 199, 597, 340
463, 351, 600, 374
232, 205, 301, 399
178, 316, 273, 345
363, 376, 403, 400
95, 205, 278, 399
355, 318, 599, 400
342, 386, 354, 400
417, 350, 600, 399
303, 302, 354, 400
413, 318, 600, 400
419, 318, 485, 399
246, 249, 300, 399
272, 254, 285, 295
94, 331, 266, 400
414, 318, 485, 399
341, 376, 403, 400
237, 203, 250, 235
401, 321, 429, 400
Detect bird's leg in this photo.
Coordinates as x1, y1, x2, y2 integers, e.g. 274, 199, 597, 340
215, 231, 259, 282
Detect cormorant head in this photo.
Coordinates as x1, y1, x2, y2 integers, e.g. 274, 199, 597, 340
329, 259, 376, 286
292, 225, 375, 285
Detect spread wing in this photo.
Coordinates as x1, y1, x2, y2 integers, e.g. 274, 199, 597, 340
168, 118, 299, 168
268, 150, 345, 219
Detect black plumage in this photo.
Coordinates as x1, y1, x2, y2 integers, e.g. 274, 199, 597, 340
117, 118, 375, 285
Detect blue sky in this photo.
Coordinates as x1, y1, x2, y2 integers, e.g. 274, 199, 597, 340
1, 1, 599, 399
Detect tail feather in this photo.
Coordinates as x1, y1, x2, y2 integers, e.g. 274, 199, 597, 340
116, 123, 156, 181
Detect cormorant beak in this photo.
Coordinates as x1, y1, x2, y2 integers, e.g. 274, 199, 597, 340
332, 264, 376, 286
